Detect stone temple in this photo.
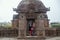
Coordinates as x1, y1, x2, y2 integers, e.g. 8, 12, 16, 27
13, 0, 49, 40
0, 0, 60, 40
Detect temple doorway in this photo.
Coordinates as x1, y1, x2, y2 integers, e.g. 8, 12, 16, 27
26, 19, 35, 36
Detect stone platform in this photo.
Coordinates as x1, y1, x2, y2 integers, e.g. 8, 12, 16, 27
17, 36, 45, 40
0, 37, 60, 40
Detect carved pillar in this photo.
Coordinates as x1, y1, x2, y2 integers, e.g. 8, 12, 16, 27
18, 13, 27, 38
35, 13, 45, 37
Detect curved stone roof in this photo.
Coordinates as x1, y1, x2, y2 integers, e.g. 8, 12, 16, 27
14, 0, 49, 13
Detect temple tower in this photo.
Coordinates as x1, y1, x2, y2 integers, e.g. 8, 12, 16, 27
13, 0, 50, 40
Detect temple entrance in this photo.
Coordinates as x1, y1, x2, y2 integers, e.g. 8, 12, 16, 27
26, 19, 35, 36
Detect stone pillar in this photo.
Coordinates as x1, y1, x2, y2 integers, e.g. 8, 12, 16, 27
17, 13, 26, 39
35, 13, 45, 38
43, 29, 45, 37
37, 13, 45, 29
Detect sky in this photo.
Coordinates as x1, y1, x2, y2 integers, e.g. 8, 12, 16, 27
0, 0, 60, 23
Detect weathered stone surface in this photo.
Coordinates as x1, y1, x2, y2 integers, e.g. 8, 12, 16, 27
13, 0, 49, 13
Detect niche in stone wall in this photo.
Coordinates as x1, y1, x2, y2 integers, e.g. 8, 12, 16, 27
26, 19, 36, 36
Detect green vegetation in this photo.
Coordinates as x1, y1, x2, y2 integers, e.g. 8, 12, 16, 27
0, 22, 12, 28
51, 22, 60, 28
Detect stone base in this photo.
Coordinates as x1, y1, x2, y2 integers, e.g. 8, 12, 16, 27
17, 36, 46, 40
